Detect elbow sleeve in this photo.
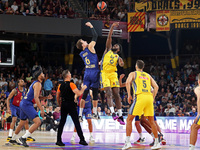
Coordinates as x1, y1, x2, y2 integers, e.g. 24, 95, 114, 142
91, 28, 98, 42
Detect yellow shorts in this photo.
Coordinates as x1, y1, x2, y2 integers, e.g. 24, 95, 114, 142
195, 116, 200, 125
101, 72, 120, 88
129, 94, 154, 116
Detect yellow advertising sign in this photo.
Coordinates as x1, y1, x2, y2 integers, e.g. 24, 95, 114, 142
170, 9, 200, 29
127, 12, 145, 32
135, 0, 200, 12
156, 10, 170, 31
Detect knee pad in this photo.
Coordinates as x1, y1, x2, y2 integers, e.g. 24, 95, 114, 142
82, 90, 89, 100
92, 88, 98, 100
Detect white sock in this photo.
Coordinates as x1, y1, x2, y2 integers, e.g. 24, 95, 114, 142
26, 130, 29, 134
139, 133, 143, 139
93, 107, 97, 115
110, 107, 115, 113
118, 109, 122, 117
126, 136, 130, 142
79, 108, 83, 116
90, 132, 93, 137
151, 132, 154, 138
8, 129, 13, 137
73, 132, 76, 137
189, 144, 195, 150
155, 138, 159, 144
12, 133, 17, 140
22, 130, 31, 139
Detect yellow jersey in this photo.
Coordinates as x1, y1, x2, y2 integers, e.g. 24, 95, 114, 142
101, 50, 119, 73
132, 71, 152, 96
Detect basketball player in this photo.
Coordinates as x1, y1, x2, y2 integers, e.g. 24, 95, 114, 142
9, 66, 47, 147
189, 73, 200, 150
101, 22, 125, 125
76, 22, 100, 121
6, 79, 35, 143
71, 86, 95, 143
122, 60, 161, 150
119, 75, 166, 145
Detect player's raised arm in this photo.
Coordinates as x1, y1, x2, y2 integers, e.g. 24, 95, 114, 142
126, 72, 135, 104
104, 22, 119, 54
194, 87, 200, 115
150, 76, 159, 99
86, 22, 98, 53
6, 88, 17, 114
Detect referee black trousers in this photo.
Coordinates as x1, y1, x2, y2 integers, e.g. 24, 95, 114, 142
57, 101, 85, 142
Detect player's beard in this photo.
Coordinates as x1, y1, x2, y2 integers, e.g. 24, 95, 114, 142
112, 48, 118, 52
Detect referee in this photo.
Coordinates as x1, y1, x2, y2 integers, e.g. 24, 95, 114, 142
56, 70, 88, 146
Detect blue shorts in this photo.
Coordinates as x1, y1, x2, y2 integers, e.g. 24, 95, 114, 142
77, 106, 92, 119
83, 70, 100, 90
10, 104, 20, 118
135, 115, 157, 121
19, 101, 38, 120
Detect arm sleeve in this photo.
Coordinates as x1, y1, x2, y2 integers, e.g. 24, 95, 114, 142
70, 82, 77, 91
91, 27, 98, 42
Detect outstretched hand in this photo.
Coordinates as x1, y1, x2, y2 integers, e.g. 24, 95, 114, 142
112, 22, 119, 27
85, 22, 93, 28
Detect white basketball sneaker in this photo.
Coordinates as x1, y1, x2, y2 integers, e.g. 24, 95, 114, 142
89, 135, 95, 143
151, 142, 161, 149
122, 141, 132, 150
70, 136, 75, 144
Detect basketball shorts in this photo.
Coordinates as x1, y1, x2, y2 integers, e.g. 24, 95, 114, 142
10, 104, 20, 118
19, 101, 38, 120
195, 115, 200, 125
83, 70, 100, 90
135, 114, 156, 121
77, 106, 92, 119
129, 94, 154, 116
101, 72, 120, 88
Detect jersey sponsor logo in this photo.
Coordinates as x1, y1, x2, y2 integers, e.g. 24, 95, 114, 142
86, 64, 96, 68
139, 76, 149, 80
142, 89, 148, 92
83, 52, 88, 57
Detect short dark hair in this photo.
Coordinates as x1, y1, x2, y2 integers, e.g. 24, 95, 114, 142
17, 79, 23, 85
76, 39, 83, 50
62, 70, 69, 79
136, 60, 145, 69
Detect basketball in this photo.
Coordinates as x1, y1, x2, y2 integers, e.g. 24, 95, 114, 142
97, 1, 107, 11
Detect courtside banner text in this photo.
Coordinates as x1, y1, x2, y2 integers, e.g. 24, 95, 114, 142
170, 9, 200, 29
127, 12, 145, 32
135, 0, 200, 12
63, 116, 196, 133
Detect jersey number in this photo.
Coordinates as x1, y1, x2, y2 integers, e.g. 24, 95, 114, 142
85, 57, 90, 65
143, 80, 147, 88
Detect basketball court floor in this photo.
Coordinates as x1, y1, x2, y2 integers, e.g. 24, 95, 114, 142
1, 131, 200, 150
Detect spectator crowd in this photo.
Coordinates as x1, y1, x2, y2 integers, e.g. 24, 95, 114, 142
0, 55, 200, 131
0, 0, 131, 21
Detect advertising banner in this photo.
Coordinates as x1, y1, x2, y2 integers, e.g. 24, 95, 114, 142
156, 10, 170, 31
127, 12, 145, 32
135, 0, 200, 12
170, 9, 200, 29
102, 21, 128, 39
64, 116, 197, 133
